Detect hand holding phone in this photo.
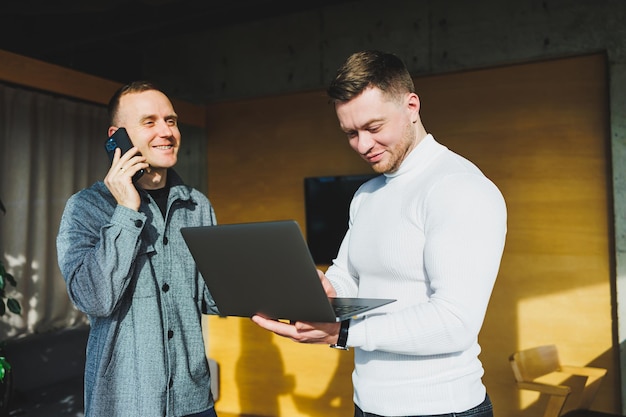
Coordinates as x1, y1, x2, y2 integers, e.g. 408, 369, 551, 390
104, 128, 145, 182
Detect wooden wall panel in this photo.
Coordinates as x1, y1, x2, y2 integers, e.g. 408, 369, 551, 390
0, 49, 206, 128
205, 53, 617, 416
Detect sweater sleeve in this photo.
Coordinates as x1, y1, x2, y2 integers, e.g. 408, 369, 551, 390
347, 173, 507, 355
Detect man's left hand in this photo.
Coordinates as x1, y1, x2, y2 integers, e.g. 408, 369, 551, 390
251, 315, 341, 345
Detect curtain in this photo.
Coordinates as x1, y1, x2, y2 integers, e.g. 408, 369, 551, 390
0, 83, 109, 337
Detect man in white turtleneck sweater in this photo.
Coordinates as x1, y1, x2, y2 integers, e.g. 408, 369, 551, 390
252, 50, 507, 417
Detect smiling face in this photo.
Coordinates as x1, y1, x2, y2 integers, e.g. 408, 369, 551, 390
114, 89, 180, 172
335, 87, 422, 174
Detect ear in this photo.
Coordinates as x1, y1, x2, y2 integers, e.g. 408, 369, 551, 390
407, 93, 420, 122
107, 126, 119, 138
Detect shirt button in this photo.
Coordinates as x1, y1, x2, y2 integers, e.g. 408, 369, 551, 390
162, 283, 170, 292
134, 219, 143, 228
168, 330, 174, 339
163, 236, 169, 245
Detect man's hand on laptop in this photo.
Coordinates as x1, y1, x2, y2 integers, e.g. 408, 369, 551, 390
318, 269, 337, 298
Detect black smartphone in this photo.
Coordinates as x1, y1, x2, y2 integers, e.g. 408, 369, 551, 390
104, 127, 144, 182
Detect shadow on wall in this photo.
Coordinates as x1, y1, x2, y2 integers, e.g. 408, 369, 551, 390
236, 321, 294, 416
0, 251, 87, 339
290, 351, 353, 415
235, 319, 354, 416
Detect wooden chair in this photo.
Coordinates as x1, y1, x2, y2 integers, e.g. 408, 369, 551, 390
509, 345, 620, 417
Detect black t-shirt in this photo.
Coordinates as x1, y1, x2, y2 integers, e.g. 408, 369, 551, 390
145, 183, 170, 219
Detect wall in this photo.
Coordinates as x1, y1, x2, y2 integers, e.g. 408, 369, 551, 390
205, 53, 618, 416
148, 0, 626, 104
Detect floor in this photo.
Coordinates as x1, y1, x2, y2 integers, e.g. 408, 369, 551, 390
7, 376, 84, 417
5, 377, 244, 417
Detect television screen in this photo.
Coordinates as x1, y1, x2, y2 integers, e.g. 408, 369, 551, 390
304, 174, 378, 265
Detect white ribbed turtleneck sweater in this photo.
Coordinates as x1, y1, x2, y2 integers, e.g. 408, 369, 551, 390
325, 134, 507, 416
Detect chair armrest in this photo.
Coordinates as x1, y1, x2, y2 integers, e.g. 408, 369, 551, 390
517, 381, 571, 396
559, 365, 607, 409
559, 365, 607, 378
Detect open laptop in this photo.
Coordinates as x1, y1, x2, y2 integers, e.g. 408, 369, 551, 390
181, 220, 395, 322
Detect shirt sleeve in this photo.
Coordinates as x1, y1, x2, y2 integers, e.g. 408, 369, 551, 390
57, 191, 146, 317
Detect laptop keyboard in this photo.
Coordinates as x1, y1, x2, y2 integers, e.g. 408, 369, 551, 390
333, 304, 369, 316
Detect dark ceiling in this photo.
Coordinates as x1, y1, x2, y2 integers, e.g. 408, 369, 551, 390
1, 0, 350, 83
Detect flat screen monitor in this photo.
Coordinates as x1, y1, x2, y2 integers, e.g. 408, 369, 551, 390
304, 174, 378, 265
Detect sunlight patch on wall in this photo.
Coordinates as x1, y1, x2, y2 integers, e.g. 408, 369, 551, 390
516, 281, 612, 409
517, 281, 612, 355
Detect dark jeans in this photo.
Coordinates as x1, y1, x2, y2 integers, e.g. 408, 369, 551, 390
354, 394, 493, 417
185, 407, 218, 417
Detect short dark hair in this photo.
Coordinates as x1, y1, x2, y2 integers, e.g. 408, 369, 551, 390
107, 81, 162, 126
327, 50, 415, 103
